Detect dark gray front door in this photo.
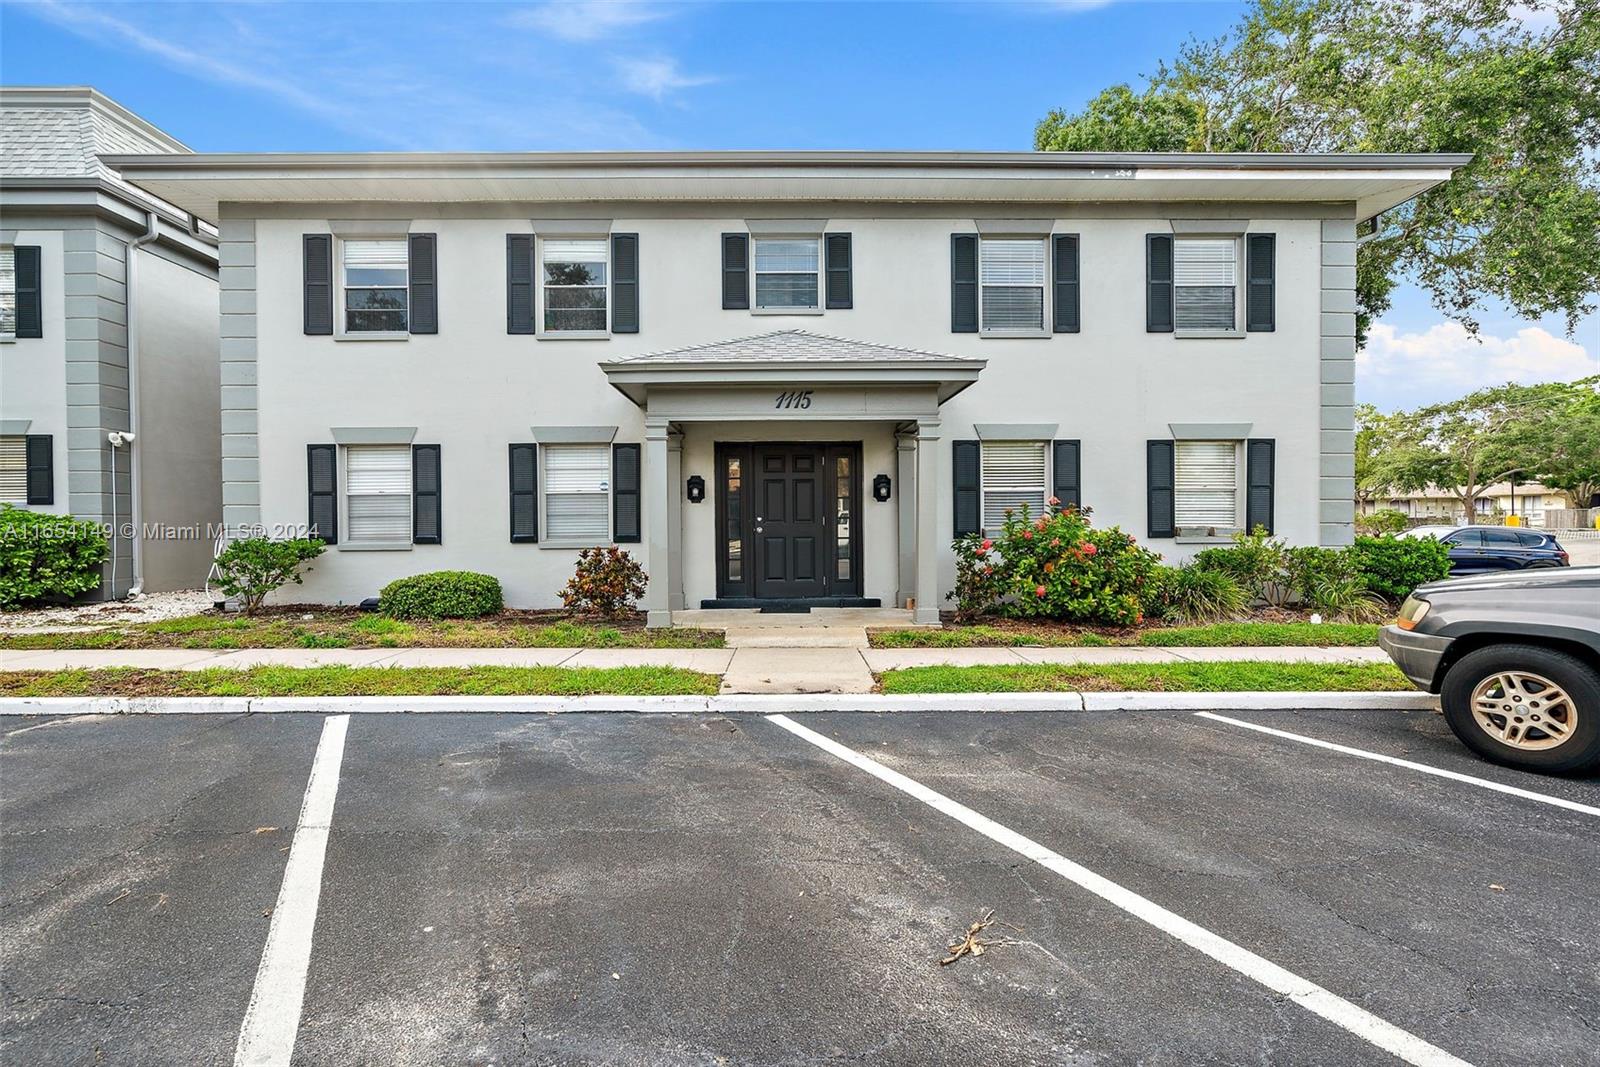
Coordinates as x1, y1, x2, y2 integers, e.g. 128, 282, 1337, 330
753, 445, 829, 600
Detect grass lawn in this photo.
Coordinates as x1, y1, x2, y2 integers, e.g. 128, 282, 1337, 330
0, 611, 723, 651
0, 665, 721, 698
877, 660, 1412, 694
869, 620, 1381, 649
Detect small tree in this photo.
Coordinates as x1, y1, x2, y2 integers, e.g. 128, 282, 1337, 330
1522, 376, 1600, 508
213, 536, 325, 614
560, 547, 648, 618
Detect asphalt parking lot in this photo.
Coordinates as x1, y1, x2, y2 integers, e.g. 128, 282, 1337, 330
3, 706, 1597, 1066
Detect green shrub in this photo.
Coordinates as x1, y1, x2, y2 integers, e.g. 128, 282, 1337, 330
949, 533, 1007, 620
1356, 508, 1408, 536
560, 548, 647, 618
381, 570, 504, 619
1191, 527, 1291, 606
956, 502, 1163, 627
1349, 534, 1452, 602
1286, 546, 1388, 622
0, 504, 110, 609
214, 536, 326, 614
1147, 564, 1249, 624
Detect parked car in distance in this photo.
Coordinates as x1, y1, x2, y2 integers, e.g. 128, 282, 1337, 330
1402, 524, 1570, 574
1379, 567, 1600, 773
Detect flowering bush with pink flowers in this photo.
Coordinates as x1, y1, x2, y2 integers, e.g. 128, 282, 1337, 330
949, 500, 1162, 626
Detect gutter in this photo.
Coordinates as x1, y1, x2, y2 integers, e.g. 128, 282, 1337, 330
123, 209, 160, 597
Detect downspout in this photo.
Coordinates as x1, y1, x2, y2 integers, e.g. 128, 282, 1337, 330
123, 210, 159, 597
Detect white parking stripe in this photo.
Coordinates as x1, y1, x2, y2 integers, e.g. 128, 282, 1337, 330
234, 714, 350, 1067
768, 713, 1473, 1067
1194, 712, 1600, 818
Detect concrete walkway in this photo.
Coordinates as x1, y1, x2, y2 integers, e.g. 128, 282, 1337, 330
1, 645, 1391, 694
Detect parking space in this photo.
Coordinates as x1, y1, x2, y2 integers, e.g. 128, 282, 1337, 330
3, 707, 1597, 1065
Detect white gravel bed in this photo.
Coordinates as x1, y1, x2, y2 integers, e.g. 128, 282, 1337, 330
0, 589, 216, 632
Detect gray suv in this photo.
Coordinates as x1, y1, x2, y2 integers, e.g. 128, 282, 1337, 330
1380, 566, 1600, 773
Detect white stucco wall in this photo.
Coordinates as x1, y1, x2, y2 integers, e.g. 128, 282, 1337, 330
242, 208, 1335, 609
0, 228, 68, 514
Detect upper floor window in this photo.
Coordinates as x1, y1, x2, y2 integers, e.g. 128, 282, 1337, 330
0, 246, 15, 338
543, 238, 608, 334
753, 238, 820, 311
1174, 440, 1238, 529
342, 239, 408, 333
1173, 237, 1238, 332
980, 238, 1046, 333
981, 440, 1049, 529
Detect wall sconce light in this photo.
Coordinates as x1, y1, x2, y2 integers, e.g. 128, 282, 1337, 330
872, 474, 892, 502
686, 475, 706, 503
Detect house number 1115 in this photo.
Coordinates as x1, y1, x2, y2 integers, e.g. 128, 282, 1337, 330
774, 390, 814, 410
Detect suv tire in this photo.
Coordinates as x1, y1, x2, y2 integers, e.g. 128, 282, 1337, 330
1441, 644, 1600, 773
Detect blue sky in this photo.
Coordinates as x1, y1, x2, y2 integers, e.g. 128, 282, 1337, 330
3, 0, 1594, 409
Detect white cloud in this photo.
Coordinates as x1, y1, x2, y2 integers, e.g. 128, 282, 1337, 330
508, 1, 669, 42
1358, 321, 1599, 404
613, 55, 717, 100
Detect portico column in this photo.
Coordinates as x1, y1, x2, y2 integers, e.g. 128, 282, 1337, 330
895, 430, 917, 610
642, 415, 673, 628
913, 419, 942, 625
666, 429, 686, 611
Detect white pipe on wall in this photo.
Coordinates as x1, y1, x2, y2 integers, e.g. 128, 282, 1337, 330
123, 210, 159, 597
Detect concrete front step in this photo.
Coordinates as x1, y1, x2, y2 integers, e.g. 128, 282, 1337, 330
722, 626, 870, 648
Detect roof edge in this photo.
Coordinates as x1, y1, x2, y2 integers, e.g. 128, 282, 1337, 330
2, 86, 191, 154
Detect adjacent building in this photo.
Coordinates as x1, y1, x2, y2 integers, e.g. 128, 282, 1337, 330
106, 148, 1465, 622
1, 87, 220, 597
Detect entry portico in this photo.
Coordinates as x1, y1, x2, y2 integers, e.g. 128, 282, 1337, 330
603, 331, 985, 627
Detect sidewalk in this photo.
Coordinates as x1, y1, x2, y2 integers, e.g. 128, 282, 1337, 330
0, 645, 1392, 694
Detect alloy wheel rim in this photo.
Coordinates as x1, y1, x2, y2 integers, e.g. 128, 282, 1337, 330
1469, 671, 1578, 751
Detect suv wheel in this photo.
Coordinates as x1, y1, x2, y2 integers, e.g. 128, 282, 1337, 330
1441, 644, 1600, 773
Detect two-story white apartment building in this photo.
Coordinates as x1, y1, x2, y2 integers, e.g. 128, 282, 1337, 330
108, 150, 1463, 624
1, 88, 220, 599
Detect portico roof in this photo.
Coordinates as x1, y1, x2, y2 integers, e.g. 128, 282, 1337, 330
602, 330, 986, 407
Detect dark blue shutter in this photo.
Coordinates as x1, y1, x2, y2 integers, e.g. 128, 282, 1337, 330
612, 443, 641, 543
825, 232, 853, 309
1147, 440, 1175, 538
303, 235, 333, 335
408, 234, 437, 334
509, 443, 538, 543
1246, 233, 1275, 332
307, 444, 338, 544
1052, 440, 1081, 510
14, 246, 42, 338
721, 233, 749, 309
953, 440, 981, 536
412, 444, 441, 544
506, 235, 535, 334
1052, 234, 1080, 334
24, 434, 52, 505
1146, 234, 1174, 333
950, 234, 978, 333
611, 233, 639, 333
1246, 439, 1275, 534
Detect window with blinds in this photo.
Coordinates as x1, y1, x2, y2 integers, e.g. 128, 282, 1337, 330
981, 441, 1048, 530
544, 444, 611, 542
0, 246, 15, 337
1173, 238, 1238, 331
345, 445, 412, 543
342, 239, 409, 333
543, 238, 608, 332
0, 435, 25, 501
979, 238, 1046, 332
1174, 441, 1239, 528
753, 238, 820, 310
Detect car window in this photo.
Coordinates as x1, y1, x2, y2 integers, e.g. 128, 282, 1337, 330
1517, 531, 1546, 547
1446, 530, 1483, 547
1483, 529, 1522, 545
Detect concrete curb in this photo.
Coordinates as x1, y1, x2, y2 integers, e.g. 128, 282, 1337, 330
0, 691, 1440, 716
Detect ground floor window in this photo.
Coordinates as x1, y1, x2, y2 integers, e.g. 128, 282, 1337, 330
346, 444, 412, 543
0, 435, 24, 502
1174, 440, 1239, 529
981, 440, 1048, 530
544, 443, 611, 542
